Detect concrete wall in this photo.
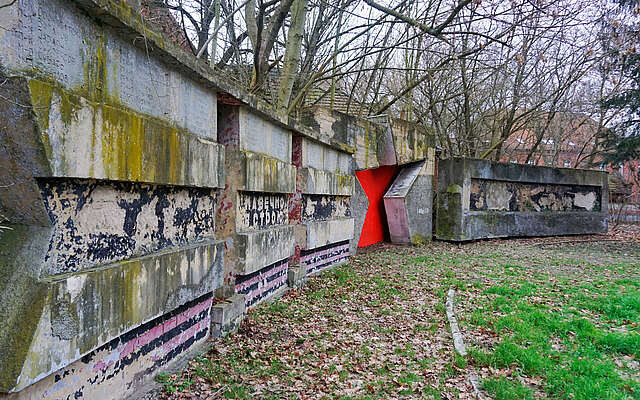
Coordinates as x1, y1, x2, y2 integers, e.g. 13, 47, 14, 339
293, 136, 355, 276
384, 160, 434, 244
217, 104, 296, 307
435, 158, 609, 241
0, 0, 228, 395
0, 0, 436, 397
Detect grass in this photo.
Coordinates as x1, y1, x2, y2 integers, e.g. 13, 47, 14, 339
159, 237, 640, 400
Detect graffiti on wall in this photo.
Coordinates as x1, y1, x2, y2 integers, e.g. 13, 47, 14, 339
302, 195, 351, 221
235, 259, 289, 307
39, 178, 217, 275
301, 240, 350, 275
470, 179, 602, 212
26, 293, 212, 399
237, 192, 288, 231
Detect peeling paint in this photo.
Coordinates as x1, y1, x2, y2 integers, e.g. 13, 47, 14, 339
470, 179, 602, 212
39, 179, 217, 275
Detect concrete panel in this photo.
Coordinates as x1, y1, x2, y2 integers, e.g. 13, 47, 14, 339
302, 195, 351, 221
235, 259, 288, 308
7, 239, 224, 392
305, 218, 355, 249
354, 123, 381, 170
300, 167, 354, 196
384, 197, 410, 244
0, 0, 217, 139
39, 179, 218, 275
405, 174, 433, 243
390, 118, 433, 165
27, 80, 224, 188
303, 139, 325, 170
236, 225, 295, 275
384, 161, 433, 244
243, 151, 296, 194
350, 177, 369, 255
237, 192, 289, 232
6, 293, 213, 400
436, 158, 609, 241
301, 137, 352, 175
239, 108, 292, 163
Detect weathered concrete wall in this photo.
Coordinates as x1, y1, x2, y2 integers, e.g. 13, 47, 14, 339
435, 158, 609, 241
0, 0, 439, 397
216, 104, 297, 307
5, 293, 214, 400
302, 107, 437, 250
0, 0, 229, 395
291, 136, 355, 275
384, 160, 434, 244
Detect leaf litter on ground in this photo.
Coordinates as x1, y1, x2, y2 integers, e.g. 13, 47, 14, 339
158, 225, 640, 400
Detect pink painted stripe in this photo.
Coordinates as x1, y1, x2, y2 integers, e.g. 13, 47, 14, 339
235, 263, 288, 291
161, 318, 210, 354
308, 256, 349, 273
92, 297, 212, 372
235, 262, 288, 292
244, 274, 287, 304
305, 252, 350, 269
300, 244, 349, 263
301, 251, 349, 266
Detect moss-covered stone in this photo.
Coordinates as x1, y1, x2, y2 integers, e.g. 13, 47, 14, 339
0, 225, 50, 392
25, 79, 224, 188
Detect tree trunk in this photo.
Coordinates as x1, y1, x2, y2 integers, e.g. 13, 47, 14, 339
277, 0, 308, 111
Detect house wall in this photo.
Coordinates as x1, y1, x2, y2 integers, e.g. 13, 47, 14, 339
435, 158, 609, 241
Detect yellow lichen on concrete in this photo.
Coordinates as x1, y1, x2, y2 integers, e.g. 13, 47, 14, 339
26, 79, 222, 188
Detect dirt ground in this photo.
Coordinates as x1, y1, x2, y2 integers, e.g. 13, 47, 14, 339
156, 226, 640, 400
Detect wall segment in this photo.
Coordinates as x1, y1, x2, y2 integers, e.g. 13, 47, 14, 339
435, 158, 609, 241
0, 0, 437, 397
0, 0, 228, 394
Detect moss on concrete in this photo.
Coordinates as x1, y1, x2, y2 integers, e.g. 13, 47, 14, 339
25, 78, 222, 187
410, 233, 431, 245
0, 225, 50, 392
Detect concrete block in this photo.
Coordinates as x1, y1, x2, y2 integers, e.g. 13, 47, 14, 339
306, 218, 355, 249
301, 240, 350, 275
211, 294, 246, 337
384, 161, 433, 244
300, 167, 354, 196
1, 239, 224, 393
4, 293, 214, 400
0, 0, 218, 140
239, 108, 292, 162
350, 175, 369, 255
243, 151, 296, 194
235, 259, 289, 308
435, 158, 609, 241
287, 264, 308, 288
390, 118, 434, 165
27, 80, 225, 189
300, 138, 352, 175
236, 225, 296, 275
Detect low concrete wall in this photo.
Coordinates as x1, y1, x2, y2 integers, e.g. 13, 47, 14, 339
0, 0, 436, 397
384, 160, 434, 244
435, 158, 609, 241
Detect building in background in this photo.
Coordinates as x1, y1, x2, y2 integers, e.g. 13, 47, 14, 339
498, 114, 639, 204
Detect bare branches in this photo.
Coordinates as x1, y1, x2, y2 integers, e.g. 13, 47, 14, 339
0, 0, 17, 10
196, 0, 249, 58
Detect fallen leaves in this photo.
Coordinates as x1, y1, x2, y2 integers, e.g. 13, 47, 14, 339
157, 226, 640, 400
